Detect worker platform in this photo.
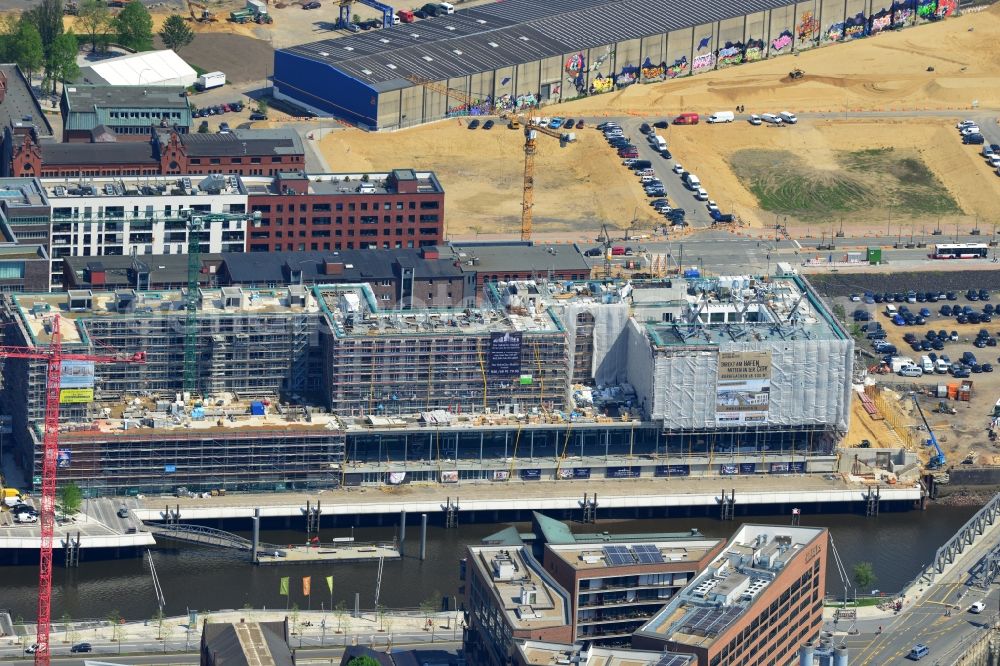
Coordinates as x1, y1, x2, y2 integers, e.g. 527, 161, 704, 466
256, 541, 400, 565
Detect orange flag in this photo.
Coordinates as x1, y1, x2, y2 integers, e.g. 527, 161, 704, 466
302, 576, 311, 596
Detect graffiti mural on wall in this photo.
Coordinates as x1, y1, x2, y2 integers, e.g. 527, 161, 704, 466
844, 12, 867, 38
770, 29, 793, 52
666, 55, 689, 78
936, 0, 956, 16
916, 0, 937, 19
892, 0, 915, 26
565, 52, 586, 93
744, 37, 765, 62
692, 53, 716, 72
869, 9, 892, 33
590, 74, 614, 94
797, 11, 819, 41
825, 20, 845, 41
615, 64, 640, 87
445, 92, 540, 117
697, 35, 712, 50
717, 41, 744, 67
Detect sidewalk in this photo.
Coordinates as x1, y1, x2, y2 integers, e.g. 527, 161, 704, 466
1, 608, 464, 650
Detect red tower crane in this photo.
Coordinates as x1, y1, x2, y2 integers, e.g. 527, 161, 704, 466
0, 314, 145, 666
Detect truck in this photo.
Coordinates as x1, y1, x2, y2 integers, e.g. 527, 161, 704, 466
707, 111, 735, 123
673, 112, 699, 125
396, 8, 414, 21
2, 487, 22, 507
197, 71, 226, 91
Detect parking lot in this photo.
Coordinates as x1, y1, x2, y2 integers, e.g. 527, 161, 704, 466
835, 286, 1000, 466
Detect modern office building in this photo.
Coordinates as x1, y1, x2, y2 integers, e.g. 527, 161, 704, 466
531, 512, 725, 645
60, 85, 192, 142
632, 525, 829, 666
463, 544, 574, 666
42, 174, 250, 287
514, 641, 694, 666
273, 0, 956, 129
243, 169, 445, 252
0, 177, 52, 291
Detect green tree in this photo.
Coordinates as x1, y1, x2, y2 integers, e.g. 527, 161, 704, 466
13, 22, 45, 84
289, 603, 300, 634
25, 0, 64, 51
152, 607, 165, 639
346, 658, 380, 666
107, 609, 122, 642
114, 0, 153, 51
853, 561, 876, 591
158, 14, 194, 52
333, 601, 347, 633
419, 592, 438, 630
0, 14, 22, 62
57, 482, 83, 515
256, 98, 268, 116
46, 31, 80, 94
75, 0, 112, 52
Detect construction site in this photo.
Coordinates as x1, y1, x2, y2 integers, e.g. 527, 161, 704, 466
0, 272, 854, 493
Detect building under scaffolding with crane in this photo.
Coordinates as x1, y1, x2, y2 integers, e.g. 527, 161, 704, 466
0, 273, 851, 493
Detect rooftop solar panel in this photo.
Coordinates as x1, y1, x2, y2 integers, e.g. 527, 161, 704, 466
602, 545, 636, 566
633, 544, 665, 564
655, 655, 691, 666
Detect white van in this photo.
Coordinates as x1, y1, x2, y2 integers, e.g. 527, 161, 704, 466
653, 135, 667, 152
921, 356, 934, 373
685, 173, 701, 189
935, 359, 949, 374
885, 304, 898, 317
707, 111, 735, 123
438, 2, 454, 13
970, 601, 986, 614
779, 111, 798, 124
899, 364, 923, 377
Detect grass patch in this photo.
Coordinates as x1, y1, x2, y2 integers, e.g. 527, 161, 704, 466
730, 147, 961, 220
190, 64, 207, 76
825, 597, 885, 607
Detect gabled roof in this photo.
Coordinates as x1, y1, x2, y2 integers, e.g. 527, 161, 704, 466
40, 140, 157, 165
180, 129, 303, 157
220, 249, 463, 285
202, 621, 292, 666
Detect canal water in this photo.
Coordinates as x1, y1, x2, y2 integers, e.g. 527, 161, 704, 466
0, 505, 978, 622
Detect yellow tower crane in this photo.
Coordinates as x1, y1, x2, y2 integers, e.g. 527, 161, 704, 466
520, 121, 574, 241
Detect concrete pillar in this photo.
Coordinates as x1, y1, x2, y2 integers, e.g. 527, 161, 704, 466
399, 509, 406, 556
354, 592, 360, 618
251, 508, 260, 563
420, 513, 428, 561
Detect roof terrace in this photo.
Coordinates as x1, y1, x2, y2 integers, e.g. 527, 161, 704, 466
468, 545, 571, 631
41, 174, 247, 200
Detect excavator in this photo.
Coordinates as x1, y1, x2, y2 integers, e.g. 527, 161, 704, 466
189, 0, 217, 21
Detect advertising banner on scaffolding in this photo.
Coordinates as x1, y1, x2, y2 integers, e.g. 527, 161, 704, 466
715, 351, 771, 425
60, 360, 95, 403
487, 331, 523, 377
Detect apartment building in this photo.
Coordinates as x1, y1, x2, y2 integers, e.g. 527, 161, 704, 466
0, 177, 52, 291
533, 513, 725, 646
632, 525, 829, 666
42, 174, 249, 287
243, 169, 445, 252
514, 641, 693, 666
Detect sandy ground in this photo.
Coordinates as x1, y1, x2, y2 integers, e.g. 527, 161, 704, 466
319, 6, 1000, 236
661, 118, 1000, 233
546, 5, 1000, 118
320, 121, 664, 236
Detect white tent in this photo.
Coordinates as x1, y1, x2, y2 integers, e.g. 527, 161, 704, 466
86, 49, 198, 87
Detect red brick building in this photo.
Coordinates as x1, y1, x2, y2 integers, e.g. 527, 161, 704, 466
5, 128, 304, 178
243, 169, 445, 252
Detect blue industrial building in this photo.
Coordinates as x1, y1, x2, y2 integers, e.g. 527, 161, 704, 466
273, 0, 957, 130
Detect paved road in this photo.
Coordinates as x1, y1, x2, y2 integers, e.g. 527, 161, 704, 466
0, 641, 462, 666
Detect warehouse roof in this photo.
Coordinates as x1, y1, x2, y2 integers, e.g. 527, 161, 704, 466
63, 85, 188, 112
179, 129, 302, 157
0, 65, 52, 137
281, 0, 799, 86
442, 242, 590, 275
39, 140, 157, 165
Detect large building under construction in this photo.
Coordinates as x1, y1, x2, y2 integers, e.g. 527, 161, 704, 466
0, 273, 852, 493
273, 0, 956, 129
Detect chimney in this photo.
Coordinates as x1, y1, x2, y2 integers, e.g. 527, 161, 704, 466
420, 247, 440, 260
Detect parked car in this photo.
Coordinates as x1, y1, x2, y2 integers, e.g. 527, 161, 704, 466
302, 1, 321, 8
748, 114, 762, 125
584, 247, 603, 257
482, 119, 494, 130
575, 119, 585, 129
467, 119, 480, 130
70, 643, 93, 653
639, 122, 652, 134
249, 111, 268, 121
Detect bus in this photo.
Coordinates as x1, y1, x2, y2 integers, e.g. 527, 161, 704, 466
932, 243, 989, 259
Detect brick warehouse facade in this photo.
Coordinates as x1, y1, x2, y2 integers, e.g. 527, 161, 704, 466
243, 169, 445, 251
6, 128, 304, 178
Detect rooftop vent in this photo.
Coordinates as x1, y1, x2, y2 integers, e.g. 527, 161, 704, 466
475, 18, 486, 23
343, 46, 354, 51
422, 55, 433, 61
361, 68, 373, 75
452, 49, 462, 55
488, 41, 498, 47
379, 38, 389, 43
445, 25, 455, 30
410, 33, 420, 37
319, 51, 330, 56
386, 63, 397, 69
519, 35, 529, 41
